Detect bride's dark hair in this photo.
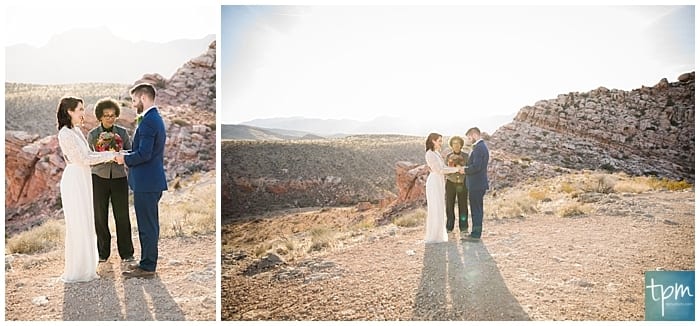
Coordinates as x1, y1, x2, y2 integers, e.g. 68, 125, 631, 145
425, 132, 442, 152
56, 96, 83, 130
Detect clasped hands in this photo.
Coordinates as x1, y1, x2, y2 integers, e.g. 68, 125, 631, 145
113, 153, 125, 165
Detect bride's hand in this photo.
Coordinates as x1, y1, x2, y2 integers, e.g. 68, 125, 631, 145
114, 153, 125, 165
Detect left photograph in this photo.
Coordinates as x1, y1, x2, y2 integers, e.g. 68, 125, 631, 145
4, 3, 217, 321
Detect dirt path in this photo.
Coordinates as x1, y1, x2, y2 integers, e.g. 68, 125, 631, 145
5, 234, 216, 321
222, 190, 694, 321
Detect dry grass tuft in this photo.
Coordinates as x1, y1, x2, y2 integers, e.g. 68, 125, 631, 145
308, 226, 337, 253
645, 178, 694, 191
528, 188, 549, 201
6, 219, 64, 254
613, 177, 653, 193
490, 190, 538, 218
353, 215, 376, 230
557, 201, 592, 218
560, 182, 578, 194
160, 180, 215, 238
392, 208, 425, 227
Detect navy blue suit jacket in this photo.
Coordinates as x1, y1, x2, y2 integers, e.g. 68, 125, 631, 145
463, 139, 490, 191
124, 107, 168, 193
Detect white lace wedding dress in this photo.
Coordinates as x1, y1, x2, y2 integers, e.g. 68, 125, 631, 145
424, 150, 460, 243
57, 126, 115, 282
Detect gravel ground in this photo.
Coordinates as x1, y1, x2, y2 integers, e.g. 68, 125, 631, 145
222, 190, 694, 321
5, 234, 216, 321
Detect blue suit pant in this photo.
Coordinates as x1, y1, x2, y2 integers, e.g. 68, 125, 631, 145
468, 188, 486, 237
134, 191, 162, 272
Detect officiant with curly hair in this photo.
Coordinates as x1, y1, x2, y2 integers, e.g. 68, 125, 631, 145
87, 98, 135, 263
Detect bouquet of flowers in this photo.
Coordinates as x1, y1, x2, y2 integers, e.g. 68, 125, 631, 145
447, 153, 465, 167
95, 132, 123, 152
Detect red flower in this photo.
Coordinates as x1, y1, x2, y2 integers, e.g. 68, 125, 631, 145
95, 132, 123, 152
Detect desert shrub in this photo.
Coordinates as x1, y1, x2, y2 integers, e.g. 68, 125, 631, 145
393, 208, 425, 227
592, 175, 616, 194
560, 182, 577, 194
308, 226, 336, 252
6, 219, 64, 254
645, 178, 693, 191
353, 215, 376, 229
528, 189, 548, 201
557, 202, 591, 218
254, 242, 273, 257
613, 177, 652, 193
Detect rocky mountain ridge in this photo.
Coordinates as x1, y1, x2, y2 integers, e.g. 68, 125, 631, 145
489, 72, 694, 182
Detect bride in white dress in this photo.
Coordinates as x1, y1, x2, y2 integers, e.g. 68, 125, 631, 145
56, 97, 117, 282
424, 133, 461, 243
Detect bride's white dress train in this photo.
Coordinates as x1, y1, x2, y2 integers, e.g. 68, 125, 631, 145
58, 126, 115, 282
424, 150, 460, 243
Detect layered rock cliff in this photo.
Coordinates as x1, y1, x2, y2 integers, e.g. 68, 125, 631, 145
133, 41, 216, 112
489, 72, 694, 182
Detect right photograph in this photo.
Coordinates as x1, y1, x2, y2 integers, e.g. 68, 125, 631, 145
219, 5, 695, 321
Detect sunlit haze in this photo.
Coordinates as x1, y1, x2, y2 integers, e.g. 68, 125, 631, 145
221, 5, 694, 135
5, 1, 218, 47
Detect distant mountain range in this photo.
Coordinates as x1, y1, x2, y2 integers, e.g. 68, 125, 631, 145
222, 114, 514, 140
6, 27, 215, 84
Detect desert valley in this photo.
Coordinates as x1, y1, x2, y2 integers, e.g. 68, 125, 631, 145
221, 72, 694, 321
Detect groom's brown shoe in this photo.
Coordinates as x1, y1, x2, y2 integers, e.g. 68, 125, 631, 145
126, 262, 140, 271
122, 267, 155, 279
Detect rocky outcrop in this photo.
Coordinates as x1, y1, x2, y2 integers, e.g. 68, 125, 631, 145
5, 132, 64, 233
5, 132, 62, 207
133, 41, 216, 112
393, 161, 429, 205
490, 72, 694, 182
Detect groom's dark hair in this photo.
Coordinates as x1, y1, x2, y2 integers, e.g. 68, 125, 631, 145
466, 127, 481, 137
94, 98, 121, 119
129, 83, 157, 100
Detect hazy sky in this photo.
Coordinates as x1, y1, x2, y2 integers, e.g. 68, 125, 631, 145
221, 4, 695, 125
4, 0, 218, 47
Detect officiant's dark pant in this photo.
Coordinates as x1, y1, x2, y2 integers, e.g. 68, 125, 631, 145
92, 175, 134, 260
134, 192, 162, 272
445, 180, 468, 232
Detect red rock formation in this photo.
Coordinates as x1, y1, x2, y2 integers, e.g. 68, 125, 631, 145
394, 161, 429, 205
5, 132, 63, 209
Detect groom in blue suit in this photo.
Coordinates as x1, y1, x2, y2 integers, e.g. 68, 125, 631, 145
117, 83, 168, 278
462, 127, 489, 240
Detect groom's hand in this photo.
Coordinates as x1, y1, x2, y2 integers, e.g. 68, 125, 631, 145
115, 154, 125, 165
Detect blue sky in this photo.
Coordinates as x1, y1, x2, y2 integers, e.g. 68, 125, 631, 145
220, 5, 694, 126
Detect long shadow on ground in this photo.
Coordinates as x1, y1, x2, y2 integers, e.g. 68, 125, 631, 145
413, 240, 530, 320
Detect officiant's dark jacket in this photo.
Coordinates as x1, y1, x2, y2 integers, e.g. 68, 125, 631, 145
87, 124, 131, 178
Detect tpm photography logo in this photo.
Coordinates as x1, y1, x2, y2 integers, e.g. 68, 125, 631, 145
645, 271, 695, 321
